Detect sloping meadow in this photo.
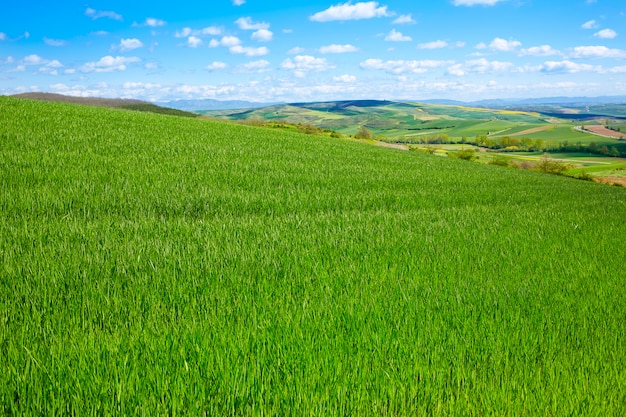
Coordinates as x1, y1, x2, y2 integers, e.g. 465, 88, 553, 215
1, 97, 625, 415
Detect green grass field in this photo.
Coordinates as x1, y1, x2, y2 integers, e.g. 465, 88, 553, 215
1, 97, 626, 415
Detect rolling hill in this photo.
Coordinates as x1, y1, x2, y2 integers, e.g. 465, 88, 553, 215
1, 96, 625, 415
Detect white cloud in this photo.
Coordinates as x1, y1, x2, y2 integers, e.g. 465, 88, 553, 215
23, 54, 46, 65
219, 36, 242, 47
609, 65, 626, 73
234, 60, 271, 73
233, 0, 245, 5
235, 17, 270, 30
488, 37, 521, 52
319, 44, 359, 53
453, 0, 504, 6
519, 45, 561, 56
310, 2, 391, 22
281, 55, 335, 76
44, 38, 68, 47
570, 45, 626, 59
80, 56, 140, 73
334, 74, 357, 83
393, 14, 415, 24
187, 36, 202, 48
145, 62, 159, 70
594, 29, 617, 39
385, 29, 412, 42
581, 20, 598, 29
133, 18, 166, 27
206, 61, 229, 71
38, 60, 63, 76
0, 33, 6, 41
541, 60, 600, 73
360, 58, 450, 74
447, 58, 513, 76
175, 28, 193, 38
251, 29, 273, 42
85, 8, 122, 21
418, 40, 448, 49
175, 26, 222, 39
119, 38, 143, 52
201, 27, 222, 36
288, 47, 306, 54
229, 45, 269, 57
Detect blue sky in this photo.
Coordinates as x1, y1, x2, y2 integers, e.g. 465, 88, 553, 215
1, 0, 625, 102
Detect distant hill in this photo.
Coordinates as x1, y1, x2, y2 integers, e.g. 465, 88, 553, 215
160, 98, 277, 111
11, 92, 198, 118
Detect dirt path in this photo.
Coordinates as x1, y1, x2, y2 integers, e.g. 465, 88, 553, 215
374, 141, 410, 151
506, 125, 555, 136
575, 125, 626, 139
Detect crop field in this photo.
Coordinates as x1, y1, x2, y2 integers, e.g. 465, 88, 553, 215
1, 97, 626, 415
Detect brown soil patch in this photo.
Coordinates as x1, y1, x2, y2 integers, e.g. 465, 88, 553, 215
594, 177, 626, 187
506, 126, 554, 137
374, 141, 409, 151
585, 125, 625, 139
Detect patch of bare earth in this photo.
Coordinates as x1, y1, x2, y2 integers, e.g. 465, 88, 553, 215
594, 177, 626, 187
374, 141, 409, 151
585, 125, 625, 139
507, 126, 554, 136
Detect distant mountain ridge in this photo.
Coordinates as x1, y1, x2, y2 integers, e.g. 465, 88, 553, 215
160, 98, 277, 111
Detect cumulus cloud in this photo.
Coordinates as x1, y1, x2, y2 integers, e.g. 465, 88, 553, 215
453, 0, 504, 5
519, 45, 561, 56
38, 60, 64, 76
385, 29, 412, 42
233, 0, 245, 5
541, 60, 600, 73
319, 44, 359, 53
23, 54, 46, 65
229, 45, 269, 56
235, 17, 270, 30
214, 36, 242, 48
119, 38, 143, 52
360, 58, 450, 74
570, 45, 626, 59
594, 29, 617, 39
334, 74, 357, 83
187, 36, 202, 48
80, 56, 140, 73
233, 60, 271, 73
418, 40, 448, 49
447, 58, 513, 76
393, 14, 415, 24
85, 8, 122, 21
0, 32, 6, 41
310, 2, 391, 22
488, 37, 521, 52
251, 29, 273, 42
44, 38, 68, 47
581, 20, 598, 29
206, 61, 229, 71
288, 47, 306, 55
281, 55, 335, 77
176, 26, 222, 39
133, 18, 166, 28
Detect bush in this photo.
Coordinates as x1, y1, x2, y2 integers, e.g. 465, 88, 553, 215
450, 149, 476, 161
536, 154, 570, 175
489, 156, 510, 167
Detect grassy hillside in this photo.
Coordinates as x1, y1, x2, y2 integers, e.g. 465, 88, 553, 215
1, 96, 625, 415
11, 92, 198, 118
